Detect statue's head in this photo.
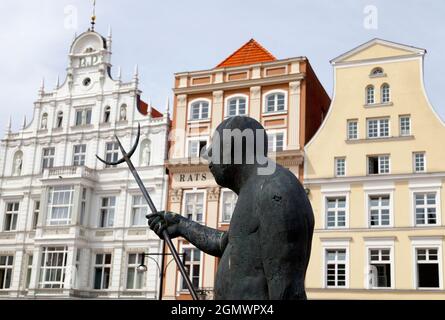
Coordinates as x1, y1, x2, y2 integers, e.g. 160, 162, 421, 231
203, 116, 268, 191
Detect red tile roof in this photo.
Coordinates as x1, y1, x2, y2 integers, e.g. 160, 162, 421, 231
137, 97, 163, 118
216, 39, 277, 68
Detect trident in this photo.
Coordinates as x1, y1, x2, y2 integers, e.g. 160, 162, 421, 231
96, 124, 199, 300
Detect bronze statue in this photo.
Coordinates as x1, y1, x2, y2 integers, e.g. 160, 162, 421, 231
147, 116, 314, 300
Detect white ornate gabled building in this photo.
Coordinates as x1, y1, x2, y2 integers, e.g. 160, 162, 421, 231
0, 26, 170, 299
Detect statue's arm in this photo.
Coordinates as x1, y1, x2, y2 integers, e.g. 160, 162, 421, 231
178, 218, 228, 258
258, 182, 312, 300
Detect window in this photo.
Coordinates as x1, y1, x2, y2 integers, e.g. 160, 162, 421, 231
131, 195, 148, 226
25, 255, 33, 289
369, 249, 391, 288
370, 67, 384, 76
73, 144, 86, 166
265, 92, 286, 113
182, 248, 201, 290
414, 193, 438, 226
184, 192, 204, 223
94, 253, 112, 290
4, 202, 19, 231
325, 249, 346, 288
105, 142, 119, 168
188, 139, 207, 158
42, 147, 55, 171
190, 101, 210, 121
47, 186, 74, 226
80, 188, 87, 226
126, 253, 145, 290
335, 158, 346, 177
367, 118, 389, 138
400, 116, 411, 136
416, 248, 440, 288
326, 197, 346, 228
99, 197, 115, 228
75, 109, 92, 126
56, 112, 63, 128
369, 195, 391, 227
381, 84, 390, 103
41, 113, 48, 130
368, 155, 390, 175
39, 247, 67, 288
103, 106, 111, 123
32, 201, 40, 230
268, 132, 285, 152
0, 255, 13, 290
226, 97, 247, 117
366, 86, 375, 104
414, 152, 426, 173
347, 120, 358, 140
221, 190, 238, 223
82, 78, 92, 87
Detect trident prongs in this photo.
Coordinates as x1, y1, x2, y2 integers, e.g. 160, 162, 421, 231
95, 122, 199, 300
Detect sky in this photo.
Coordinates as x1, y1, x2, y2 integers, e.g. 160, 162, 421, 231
0, 0, 444, 131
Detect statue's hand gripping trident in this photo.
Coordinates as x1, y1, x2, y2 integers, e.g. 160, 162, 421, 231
96, 124, 199, 300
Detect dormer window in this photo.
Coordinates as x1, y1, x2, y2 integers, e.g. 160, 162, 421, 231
370, 67, 385, 77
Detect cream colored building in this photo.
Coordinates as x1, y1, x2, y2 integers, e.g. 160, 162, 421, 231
163, 39, 330, 300
304, 39, 445, 299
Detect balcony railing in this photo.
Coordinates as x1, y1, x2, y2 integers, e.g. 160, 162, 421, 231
43, 166, 96, 180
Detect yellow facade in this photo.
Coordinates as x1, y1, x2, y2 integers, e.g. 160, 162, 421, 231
304, 39, 445, 299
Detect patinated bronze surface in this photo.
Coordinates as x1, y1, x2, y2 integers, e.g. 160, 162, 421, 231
147, 116, 314, 300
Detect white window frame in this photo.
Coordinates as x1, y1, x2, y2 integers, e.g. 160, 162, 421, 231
73, 144, 87, 166
366, 118, 390, 139
381, 84, 391, 103
105, 142, 119, 168
367, 155, 391, 175
366, 85, 375, 105
188, 98, 211, 122
409, 183, 442, 227
185, 136, 209, 159
413, 152, 426, 173
75, 108, 92, 126
399, 115, 411, 136
177, 243, 203, 293
364, 239, 395, 289
131, 195, 149, 227
32, 200, 40, 230
412, 191, 440, 227
224, 94, 249, 118
41, 147, 55, 171
263, 90, 288, 114
321, 239, 350, 289
47, 186, 74, 226
92, 253, 112, 290
267, 129, 287, 153
334, 157, 346, 177
4, 202, 19, 232
347, 120, 358, 140
324, 195, 349, 229
219, 189, 238, 224
39, 247, 68, 289
365, 189, 394, 228
126, 252, 146, 290
0, 255, 14, 290
411, 237, 443, 290
182, 189, 206, 224
99, 196, 116, 228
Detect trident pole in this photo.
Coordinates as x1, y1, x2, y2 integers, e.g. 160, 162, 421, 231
96, 124, 199, 300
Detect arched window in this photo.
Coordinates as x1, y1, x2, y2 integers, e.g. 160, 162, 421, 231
381, 84, 390, 103
56, 112, 63, 129
190, 100, 210, 121
226, 96, 247, 117
104, 106, 111, 123
119, 104, 127, 121
41, 113, 48, 130
371, 67, 384, 76
265, 92, 286, 113
366, 86, 375, 105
